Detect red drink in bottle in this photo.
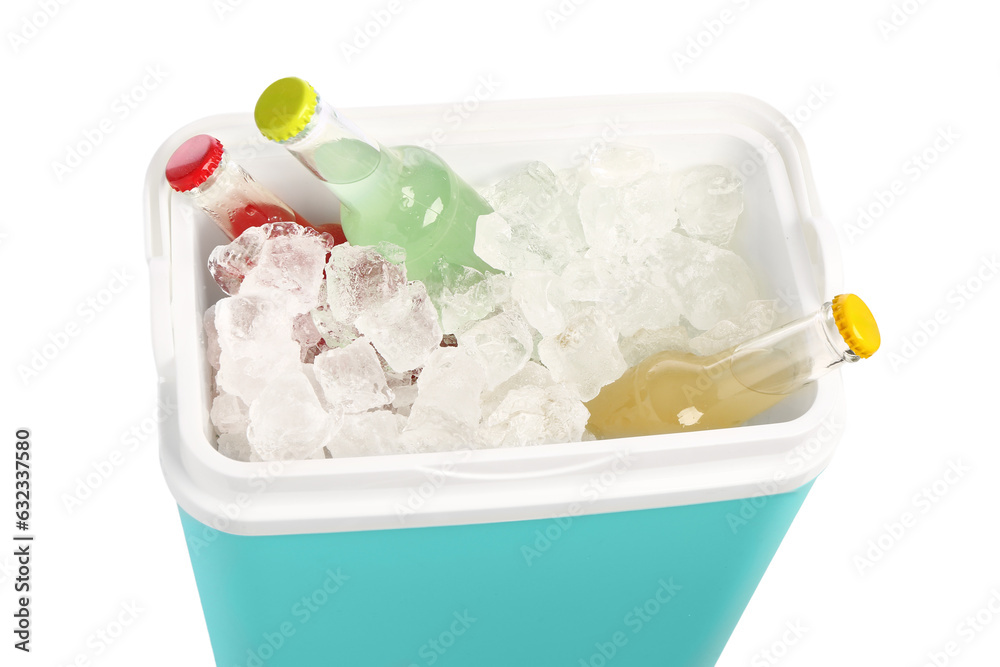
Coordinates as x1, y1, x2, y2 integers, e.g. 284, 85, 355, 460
165, 134, 346, 244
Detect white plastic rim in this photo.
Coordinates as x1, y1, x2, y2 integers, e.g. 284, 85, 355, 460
144, 93, 846, 537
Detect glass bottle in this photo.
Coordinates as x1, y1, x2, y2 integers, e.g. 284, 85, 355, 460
585, 294, 881, 439
253, 77, 495, 281
165, 134, 347, 244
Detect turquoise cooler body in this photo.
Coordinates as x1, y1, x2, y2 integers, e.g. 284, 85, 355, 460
145, 94, 845, 667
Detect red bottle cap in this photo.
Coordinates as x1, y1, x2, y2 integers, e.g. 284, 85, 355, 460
166, 134, 225, 192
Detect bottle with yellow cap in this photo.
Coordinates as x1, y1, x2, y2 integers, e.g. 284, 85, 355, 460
585, 294, 880, 439
254, 77, 495, 282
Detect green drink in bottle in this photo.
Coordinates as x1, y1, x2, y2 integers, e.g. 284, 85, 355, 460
254, 77, 495, 281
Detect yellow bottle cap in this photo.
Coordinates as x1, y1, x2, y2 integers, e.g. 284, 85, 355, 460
832, 294, 880, 358
255, 77, 318, 143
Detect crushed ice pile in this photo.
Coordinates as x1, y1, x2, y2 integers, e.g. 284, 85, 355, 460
204, 144, 777, 462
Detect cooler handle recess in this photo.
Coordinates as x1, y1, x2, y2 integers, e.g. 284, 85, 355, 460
144, 147, 176, 379
801, 215, 843, 299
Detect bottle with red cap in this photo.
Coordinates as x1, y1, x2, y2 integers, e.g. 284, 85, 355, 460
165, 134, 346, 244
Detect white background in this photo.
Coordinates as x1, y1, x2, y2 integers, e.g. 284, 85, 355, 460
2, 0, 999, 666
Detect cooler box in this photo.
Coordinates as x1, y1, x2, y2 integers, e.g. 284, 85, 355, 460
144, 93, 844, 667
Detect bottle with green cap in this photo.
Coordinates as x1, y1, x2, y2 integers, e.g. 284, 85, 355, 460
254, 77, 495, 282
585, 294, 881, 439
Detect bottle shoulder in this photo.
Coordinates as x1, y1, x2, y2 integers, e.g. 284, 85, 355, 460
387, 145, 454, 187
379, 145, 489, 217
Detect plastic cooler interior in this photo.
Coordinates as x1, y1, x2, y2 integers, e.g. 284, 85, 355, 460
144, 93, 845, 667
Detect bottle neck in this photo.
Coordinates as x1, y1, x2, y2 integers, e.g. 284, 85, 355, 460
280, 98, 385, 186
187, 152, 240, 206
728, 302, 858, 395
185, 152, 303, 238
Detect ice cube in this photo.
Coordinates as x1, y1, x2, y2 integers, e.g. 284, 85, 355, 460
486, 273, 512, 308
457, 310, 534, 389
673, 165, 744, 246
589, 144, 656, 187
387, 368, 420, 417
555, 166, 591, 200
401, 354, 483, 452
325, 243, 408, 323
480, 361, 559, 419
474, 209, 568, 275
398, 409, 478, 454
480, 389, 546, 448
204, 304, 221, 371
613, 277, 683, 337
208, 227, 267, 296
425, 260, 507, 333
310, 305, 360, 350
551, 168, 590, 255
292, 312, 327, 363
208, 222, 336, 297
510, 270, 569, 337
210, 392, 248, 435
618, 326, 690, 367
482, 161, 563, 229
480, 384, 590, 448
356, 282, 443, 372
239, 231, 330, 314
408, 347, 487, 429
247, 370, 341, 461
538, 308, 627, 401
492, 359, 558, 391
474, 211, 527, 274
560, 258, 627, 308
567, 253, 679, 338
214, 295, 300, 403
617, 171, 678, 242
299, 361, 330, 409
688, 300, 776, 356
312, 338, 394, 413
476, 162, 583, 272
327, 410, 405, 458
217, 432, 253, 462
375, 241, 407, 266
578, 184, 629, 256
628, 232, 757, 330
